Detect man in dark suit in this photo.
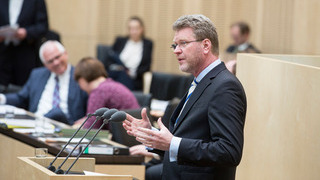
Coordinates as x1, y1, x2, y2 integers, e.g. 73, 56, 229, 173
226, 21, 261, 54
123, 15, 247, 180
0, 0, 48, 87
0, 40, 87, 125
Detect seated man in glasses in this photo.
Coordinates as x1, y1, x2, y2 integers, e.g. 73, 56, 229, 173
0, 40, 87, 125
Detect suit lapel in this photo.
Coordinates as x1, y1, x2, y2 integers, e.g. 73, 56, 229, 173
17, 0, 29, 24
3, 1, 9, 24
171, 63, 227, 134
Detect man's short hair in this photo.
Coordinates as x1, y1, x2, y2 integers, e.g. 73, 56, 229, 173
172, 14, 219, 55
39, 40, 65, 63
74, 57, 107, 82
231, 22, 250, 35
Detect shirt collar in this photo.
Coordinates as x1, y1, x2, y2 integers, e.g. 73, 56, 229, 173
53, 64, 71, 78
238, 42, 249, 51
195, 59, 221, 83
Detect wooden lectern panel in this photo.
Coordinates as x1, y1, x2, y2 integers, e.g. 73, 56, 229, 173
17, 157, 132, 180
236, 54, 320, 180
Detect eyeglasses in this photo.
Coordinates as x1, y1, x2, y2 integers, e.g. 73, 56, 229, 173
170, 40, 203, 51
45, 53, 64, 65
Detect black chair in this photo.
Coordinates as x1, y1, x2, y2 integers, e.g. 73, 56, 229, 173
132, 91, 152, 108
110, 108, 152, 147
150, 72, 193, 101
96, 44, 117, 71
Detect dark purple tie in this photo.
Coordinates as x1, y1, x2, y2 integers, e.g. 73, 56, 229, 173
52, 76, 60, 108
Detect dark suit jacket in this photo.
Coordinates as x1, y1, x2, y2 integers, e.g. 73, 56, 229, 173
226, 43, 261, 54
0, 0, 48, 43
5, 67, 88, 125
112, 37, 153, 89
161, 63, 247, 180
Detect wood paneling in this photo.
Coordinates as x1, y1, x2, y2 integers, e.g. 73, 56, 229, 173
45, 0, 320, 73
236, 54, 320, 180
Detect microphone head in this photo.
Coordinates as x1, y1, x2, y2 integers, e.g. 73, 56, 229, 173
92, 107, 109, 116
109, 111, 126, 122
101, 109, 118, 120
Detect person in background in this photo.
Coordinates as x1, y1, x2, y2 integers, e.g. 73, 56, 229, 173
123, 14, 247, 179
73, 57, 140, 129
226, 21, 261, 54
0, 40, 87, 125
0, 0, 48, 88
111, 16, 153, 90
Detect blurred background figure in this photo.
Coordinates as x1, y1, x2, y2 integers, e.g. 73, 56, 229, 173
226, 21, 261, 54
0, 0, 48, 89
0, 40, 88, 125
73, 57, 140, 129
110, 16, 153, 91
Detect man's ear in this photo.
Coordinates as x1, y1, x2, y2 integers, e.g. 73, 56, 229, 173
202, 39, 211, 54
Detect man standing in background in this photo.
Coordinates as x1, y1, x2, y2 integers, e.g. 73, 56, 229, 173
0, 0, 48, 88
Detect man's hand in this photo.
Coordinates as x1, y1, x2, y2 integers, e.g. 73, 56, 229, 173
129, 144, 156, 158
15, 28, 27, 40
134, 118, 173, 151
123, 108, 152, 136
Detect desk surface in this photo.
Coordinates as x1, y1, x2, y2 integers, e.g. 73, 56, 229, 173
0, 127, 144, 164
0, 106, 144, 165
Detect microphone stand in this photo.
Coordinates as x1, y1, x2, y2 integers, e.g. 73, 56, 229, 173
47, 113, 93, 172
64, 119, 109, 174
64, 110, 126, 174
54, 115, 104, 174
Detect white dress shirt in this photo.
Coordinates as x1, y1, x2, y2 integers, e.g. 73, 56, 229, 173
119, 39, 143, 78
35, 65, 71, 117
9, 0, 24, 26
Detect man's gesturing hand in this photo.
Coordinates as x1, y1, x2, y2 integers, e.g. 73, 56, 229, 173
135, 118, 173, 151
123, 108, 152, 136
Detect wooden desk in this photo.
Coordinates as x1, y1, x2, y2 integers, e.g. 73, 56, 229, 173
0, 124, 145, 179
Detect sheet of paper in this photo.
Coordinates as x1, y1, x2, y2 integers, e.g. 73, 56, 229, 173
83, 171, 109, 176
0, 105, 27, 115
151, 99, 169, 111
38, 137, 90, 143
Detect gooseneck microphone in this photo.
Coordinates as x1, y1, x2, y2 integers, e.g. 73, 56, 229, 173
47, 107, 108, 172
64, 110, 127, 174
52, 108, 109, 174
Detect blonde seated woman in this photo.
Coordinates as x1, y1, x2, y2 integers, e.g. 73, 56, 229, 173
73, 57, 139, 129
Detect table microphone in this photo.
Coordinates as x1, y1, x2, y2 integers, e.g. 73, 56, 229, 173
50, 108, 108, 173
64, 110, 126, 174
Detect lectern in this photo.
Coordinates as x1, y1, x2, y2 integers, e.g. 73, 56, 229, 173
17, 157, 132, 180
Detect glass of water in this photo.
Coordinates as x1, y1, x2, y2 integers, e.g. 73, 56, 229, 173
5, 106, 15, 120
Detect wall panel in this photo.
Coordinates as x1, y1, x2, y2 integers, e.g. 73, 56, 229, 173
45, 0, 320, 73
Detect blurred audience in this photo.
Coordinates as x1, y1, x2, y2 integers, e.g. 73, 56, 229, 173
226, 21, 261, 54
73, 57, 140, 129
0, 0, 48, 87
0, 40, 87, 125
111, 16, 153, 91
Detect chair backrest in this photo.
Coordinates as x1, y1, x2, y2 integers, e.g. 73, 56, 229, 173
96, 44, 116, 70
110, 108, 151, 147
149, 72, 193, 101
161, 98, 180, 128
132, 91, 152, 108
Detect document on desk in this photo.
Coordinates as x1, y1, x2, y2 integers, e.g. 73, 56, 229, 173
83, 171, 109, 176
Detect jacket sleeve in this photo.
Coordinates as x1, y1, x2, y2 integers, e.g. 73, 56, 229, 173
177, 79, 247, 167
5, 72, 35, 109
25, 0, 48, 40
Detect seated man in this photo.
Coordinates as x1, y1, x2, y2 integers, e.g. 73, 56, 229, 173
0, 40, 87, 125
226, 21, 261, 54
